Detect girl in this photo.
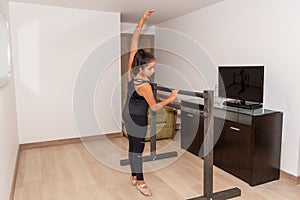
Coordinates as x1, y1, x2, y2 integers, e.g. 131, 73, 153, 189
122, 9, 179, 196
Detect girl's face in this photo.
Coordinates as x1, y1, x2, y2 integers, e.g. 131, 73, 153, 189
141, 60, 155, 78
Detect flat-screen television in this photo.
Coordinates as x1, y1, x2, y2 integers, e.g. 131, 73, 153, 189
218, 65, 264, 109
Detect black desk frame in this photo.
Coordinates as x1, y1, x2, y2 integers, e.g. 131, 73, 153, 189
120, 83, 241, 200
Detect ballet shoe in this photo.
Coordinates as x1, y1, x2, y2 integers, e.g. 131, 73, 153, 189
136, 183, 152, 196
130, 177, 137, 186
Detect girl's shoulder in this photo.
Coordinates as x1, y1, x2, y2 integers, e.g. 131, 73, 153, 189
135, 82, 152, 96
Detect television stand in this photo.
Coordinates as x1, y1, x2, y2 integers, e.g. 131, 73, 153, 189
223, 100, 262, 110
181, 101, 283, 186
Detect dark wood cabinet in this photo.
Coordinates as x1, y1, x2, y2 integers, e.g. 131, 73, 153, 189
181, 102, 283, 186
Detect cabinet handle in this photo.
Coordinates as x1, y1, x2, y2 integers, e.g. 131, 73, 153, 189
230, 126, 240, 131
187, 114, 194, 117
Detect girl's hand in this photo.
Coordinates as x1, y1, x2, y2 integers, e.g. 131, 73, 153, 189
170, 89, 179, 101
143, 8, 154, 20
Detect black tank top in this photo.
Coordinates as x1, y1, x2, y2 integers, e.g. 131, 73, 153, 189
123, 79, 152, 116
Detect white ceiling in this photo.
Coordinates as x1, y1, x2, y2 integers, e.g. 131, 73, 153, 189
10, 0, 223, 24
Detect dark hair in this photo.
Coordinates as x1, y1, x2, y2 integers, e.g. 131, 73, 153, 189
131, 49, 155, 76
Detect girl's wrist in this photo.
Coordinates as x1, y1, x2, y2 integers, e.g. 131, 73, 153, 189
142, 16, 147, 21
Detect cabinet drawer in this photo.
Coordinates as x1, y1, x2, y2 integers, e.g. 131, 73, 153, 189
222, 120, 252, 135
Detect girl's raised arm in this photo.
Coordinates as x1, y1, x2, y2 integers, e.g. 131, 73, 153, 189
127, 9, 154, 81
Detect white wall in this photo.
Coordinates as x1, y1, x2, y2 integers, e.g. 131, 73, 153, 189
156, 0, 300, 176
10, 2, 121, 143
0, 0, 19, 199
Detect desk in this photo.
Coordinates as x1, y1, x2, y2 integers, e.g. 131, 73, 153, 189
181, 101, 283, 186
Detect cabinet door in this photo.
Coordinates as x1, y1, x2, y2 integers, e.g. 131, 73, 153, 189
181, 111, 203, 156
214, 118, 252, 183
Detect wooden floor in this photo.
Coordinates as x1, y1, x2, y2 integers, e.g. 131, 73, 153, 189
13, 133, 300, 200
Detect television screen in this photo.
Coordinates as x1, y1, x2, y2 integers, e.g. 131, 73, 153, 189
218, 66, 264, 105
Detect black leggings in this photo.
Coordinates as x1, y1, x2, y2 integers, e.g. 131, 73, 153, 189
123, 114, 148, 180
128, 134, 146, 180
